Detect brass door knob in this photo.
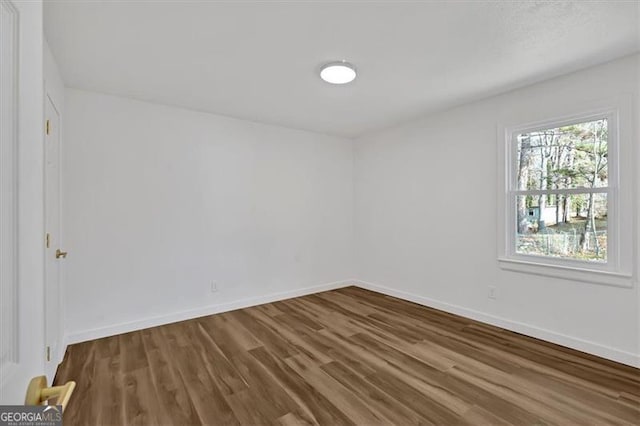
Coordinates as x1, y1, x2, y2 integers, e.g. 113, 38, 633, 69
55, 249, 68, 259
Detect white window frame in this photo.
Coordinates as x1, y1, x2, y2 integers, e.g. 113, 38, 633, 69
497, 96, 634, 288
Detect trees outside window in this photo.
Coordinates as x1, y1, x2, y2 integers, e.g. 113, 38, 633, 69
514, 118, 608, 262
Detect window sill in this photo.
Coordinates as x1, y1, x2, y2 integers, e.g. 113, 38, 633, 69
498, 257, 634, 288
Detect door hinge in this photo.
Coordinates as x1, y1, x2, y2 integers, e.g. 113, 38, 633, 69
46, 233, 51, 248
45, 119, 51, 135
46, 346, 51, 362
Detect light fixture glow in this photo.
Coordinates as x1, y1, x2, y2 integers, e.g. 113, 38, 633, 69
320, 61, 356, 84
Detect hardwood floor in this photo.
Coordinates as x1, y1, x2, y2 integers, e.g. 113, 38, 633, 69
54, 286, 640, 425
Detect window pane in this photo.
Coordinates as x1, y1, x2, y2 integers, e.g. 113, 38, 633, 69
516, 119, 608, 190
515, 193, 607, 262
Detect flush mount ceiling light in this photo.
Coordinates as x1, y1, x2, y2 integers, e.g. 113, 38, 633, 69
320, 61, 357, 84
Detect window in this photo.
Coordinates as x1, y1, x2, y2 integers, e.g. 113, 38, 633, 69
497, 99, 634, 287
514, 118, 609, 262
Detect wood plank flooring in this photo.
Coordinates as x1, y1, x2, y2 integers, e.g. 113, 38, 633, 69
54, 286, 640, 425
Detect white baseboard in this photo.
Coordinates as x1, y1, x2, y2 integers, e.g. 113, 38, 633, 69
354, 279, 640, 368
65, 279, 355, 345
62, 277, 639, 369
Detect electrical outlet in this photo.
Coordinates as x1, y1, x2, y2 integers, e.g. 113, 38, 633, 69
488, 286, 497, 299
211, 281, 218, 293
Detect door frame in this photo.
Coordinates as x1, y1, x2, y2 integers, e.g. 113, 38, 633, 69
43, 88, 64, 381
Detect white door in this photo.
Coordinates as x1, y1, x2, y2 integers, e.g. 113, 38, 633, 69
0, 0, 45, 404
0, 0, 19, 392
44, 93, 64, 379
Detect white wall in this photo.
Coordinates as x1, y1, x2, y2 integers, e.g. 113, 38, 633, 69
354, 54, 640, 366
61, 55, 638, 367
45, 40, 64, 115
63, 89, 354, 341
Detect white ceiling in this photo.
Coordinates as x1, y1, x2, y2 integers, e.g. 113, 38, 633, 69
44, 1, 639, 138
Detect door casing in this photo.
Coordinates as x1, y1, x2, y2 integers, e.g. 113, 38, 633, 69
44, 90, 63, 381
